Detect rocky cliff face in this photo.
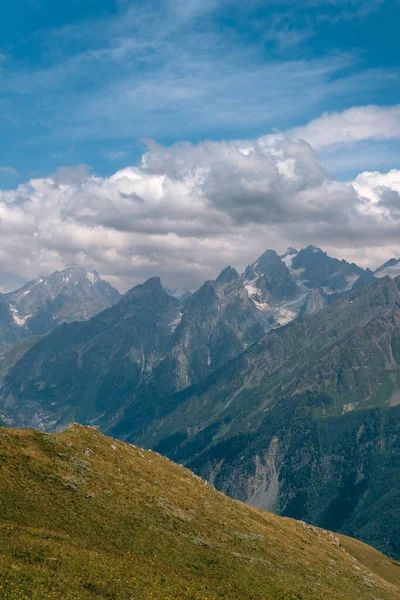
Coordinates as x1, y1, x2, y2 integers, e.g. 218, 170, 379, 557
375, 257, 400, 279
0, 294, 23, 351
0, 277, 180, 430
131, 276, 400, 559
161, 272, 266, 390
156, 245, 369, 391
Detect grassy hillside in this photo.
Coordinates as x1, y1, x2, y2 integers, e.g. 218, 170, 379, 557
0, 424, 399, 600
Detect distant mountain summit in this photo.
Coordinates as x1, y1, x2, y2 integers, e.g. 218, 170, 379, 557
0, 245, 374, 425
0, 277, 181, 429
374, 257, 400, 279
290, 246, 364, 292
240, 245, 366, 327
5, 264, 121, 335
165, 287, 192, 301
216, 265, 240, 286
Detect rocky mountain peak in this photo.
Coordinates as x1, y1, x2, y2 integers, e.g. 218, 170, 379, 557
185, 280, 220, 312
374, 257, 400, 278
281, 247, 298, 258
5, 265, 121, 335
140, 276, 163, 291
60, 264, 100, 283
292, 245, 364, 292
304, 244, 323, 253
123, 277, 168, 308
252, 249, 282, 275
216, 266, 239, 286
244, 248, 299, 307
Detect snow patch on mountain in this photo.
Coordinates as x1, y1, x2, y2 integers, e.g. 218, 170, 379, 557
244, 281, 259, 299
343, 274, 360, 291
86, 271, 98, 284
282, 254, 295, 270
169, 312, 183, 332
252, 299, 270, 311
10, 307, 31, 327
375, 261, 400, 279
280, 248, 298, 271
276, 307, 298, 325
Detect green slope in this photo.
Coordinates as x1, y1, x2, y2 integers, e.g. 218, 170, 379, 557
0, 424, 399, 600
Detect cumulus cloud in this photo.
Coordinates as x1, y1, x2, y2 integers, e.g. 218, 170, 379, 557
1, 134, 400, 291
290, 105, 400, 149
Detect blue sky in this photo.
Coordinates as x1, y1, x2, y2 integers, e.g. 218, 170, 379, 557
1, 0, 400, 290
1, 0, 399, 187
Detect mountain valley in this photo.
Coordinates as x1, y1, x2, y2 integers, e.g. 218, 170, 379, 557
0, 246, 399, 564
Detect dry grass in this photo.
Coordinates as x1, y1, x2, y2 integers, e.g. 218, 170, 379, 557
0, 424, 399, 600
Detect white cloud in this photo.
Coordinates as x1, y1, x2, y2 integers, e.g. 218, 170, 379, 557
1, 133, 400, 291
352, 169, 400, 204
290, 105, 400, 149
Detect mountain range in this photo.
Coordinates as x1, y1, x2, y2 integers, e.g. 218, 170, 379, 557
0, 245, 390, 355
0, 246, 399, 561
136, 275, 400, 559
0, 246, 370, 428
0, 264, 121, 351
